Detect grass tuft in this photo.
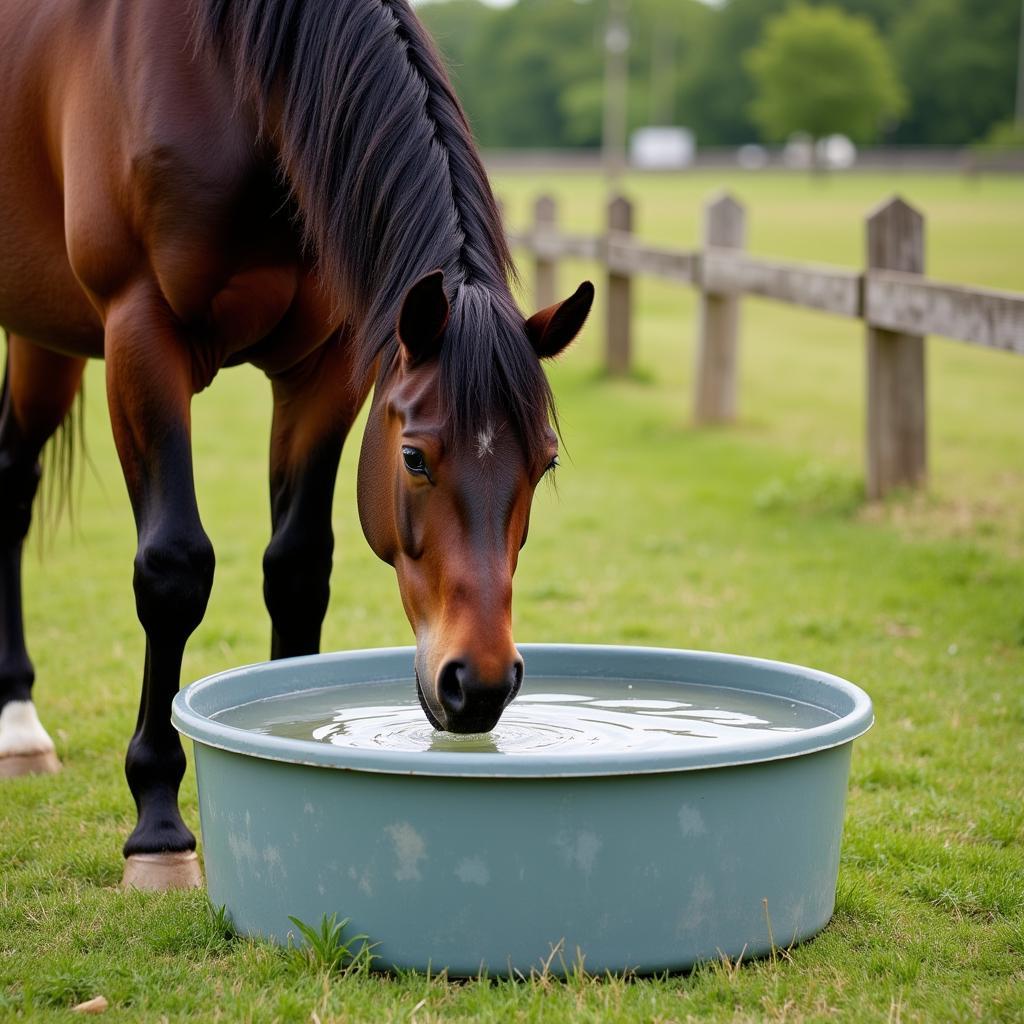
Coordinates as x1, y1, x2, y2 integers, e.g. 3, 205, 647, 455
754, 462, 863, 517
285, 913, 377, 977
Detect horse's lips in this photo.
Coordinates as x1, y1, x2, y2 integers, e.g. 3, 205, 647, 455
415, 670, 446, 731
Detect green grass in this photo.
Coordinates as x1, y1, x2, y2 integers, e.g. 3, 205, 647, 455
2, 170, 1023, 1021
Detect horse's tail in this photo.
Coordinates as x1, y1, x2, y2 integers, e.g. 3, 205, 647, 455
0, 339, 92, 547
38, 382, 89, 544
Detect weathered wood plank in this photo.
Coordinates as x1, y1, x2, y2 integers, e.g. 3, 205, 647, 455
507, 200, 1024, 361
606, 196, 633, 376
695, 193, 745, 424
532, 196, 558, 310
703, 251, 861, 318
865, 196, 927, 500
606, 235, 699, 284
865, 271, 1024, 354
509, 230, 601, 262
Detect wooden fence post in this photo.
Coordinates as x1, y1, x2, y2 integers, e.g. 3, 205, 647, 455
533, 195, 557, 311
606, 194, 633, 376
865, 197, 927, 500
695, 193, 746, 424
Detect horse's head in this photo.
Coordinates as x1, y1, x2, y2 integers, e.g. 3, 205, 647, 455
357, 271, 593, 733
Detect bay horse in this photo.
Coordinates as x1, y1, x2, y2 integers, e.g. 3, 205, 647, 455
0, 0, 593, 889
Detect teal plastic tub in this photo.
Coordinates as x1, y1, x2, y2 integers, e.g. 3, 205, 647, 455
172, 645, 872, 975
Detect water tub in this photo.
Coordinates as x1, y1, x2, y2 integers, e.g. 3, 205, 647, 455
171, 645, 873, 975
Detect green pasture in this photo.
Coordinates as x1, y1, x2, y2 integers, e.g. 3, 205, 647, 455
2, 171, 1023, 1021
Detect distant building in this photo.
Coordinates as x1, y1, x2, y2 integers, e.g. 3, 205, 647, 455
737, 144, 769, 170
630, 127, 695, 170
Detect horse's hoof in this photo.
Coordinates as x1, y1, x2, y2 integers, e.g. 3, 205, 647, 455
0, 749, 62, 778
0, 701, 60, 777
122, 851, 203, 891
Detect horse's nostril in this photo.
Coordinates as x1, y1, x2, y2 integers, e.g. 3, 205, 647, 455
438, 661, 466, 715
507, 660, 524, 704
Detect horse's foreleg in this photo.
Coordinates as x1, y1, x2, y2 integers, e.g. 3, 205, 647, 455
262, 336, 367, 659
104, 288, 212, 890
264, 434, 344, 660
0, 336, 85, 778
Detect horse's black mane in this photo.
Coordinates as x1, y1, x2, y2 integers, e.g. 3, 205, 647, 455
193, 0, 555, 452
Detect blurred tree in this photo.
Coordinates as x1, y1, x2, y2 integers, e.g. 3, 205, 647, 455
746, 5, 906, 147
466, 0, 604, 148
417, 0, 494, 72
418, 0, 500, 141
676, 0, 786, 145
417, 0, 1019, 149
420, 0, 709, 149
630, 0, 714, 134
889, 0, 1021, 144
671, 0, 900, 145
976, 120, 1024, 148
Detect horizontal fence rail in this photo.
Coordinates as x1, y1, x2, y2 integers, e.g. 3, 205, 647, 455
506, 192, 1024, 499
864, 272, 1024, 355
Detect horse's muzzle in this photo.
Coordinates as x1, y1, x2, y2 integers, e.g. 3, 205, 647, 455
429, 656, 523, 734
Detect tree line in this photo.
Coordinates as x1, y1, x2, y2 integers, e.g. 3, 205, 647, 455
417, 0, 1022, 149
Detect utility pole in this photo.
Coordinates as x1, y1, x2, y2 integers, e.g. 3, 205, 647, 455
603, 0, 630, 187
649, 33, 675, 127
1017, 0, 1024, 124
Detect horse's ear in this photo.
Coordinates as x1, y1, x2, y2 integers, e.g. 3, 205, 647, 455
525, 281, 594, 360
398, 270, 450, 363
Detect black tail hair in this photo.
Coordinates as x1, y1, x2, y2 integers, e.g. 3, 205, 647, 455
38, 382, 87, 542
1, 336, 88, 547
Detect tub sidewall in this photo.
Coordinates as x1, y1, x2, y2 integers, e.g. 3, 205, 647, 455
195, 740, 853, 975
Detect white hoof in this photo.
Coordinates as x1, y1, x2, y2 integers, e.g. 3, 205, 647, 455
122, 851, 204, 891
0, 701, 61, 777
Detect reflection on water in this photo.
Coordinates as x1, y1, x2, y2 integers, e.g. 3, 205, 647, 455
215, 677, 835, 757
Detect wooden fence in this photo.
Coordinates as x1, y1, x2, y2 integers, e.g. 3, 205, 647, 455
506, 193, 1024, 499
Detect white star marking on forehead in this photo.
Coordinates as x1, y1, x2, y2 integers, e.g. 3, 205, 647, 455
476, 424, 496, 459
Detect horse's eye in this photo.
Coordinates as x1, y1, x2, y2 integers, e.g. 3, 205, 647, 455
545, 455, 560, 474
402, 446, 429, 477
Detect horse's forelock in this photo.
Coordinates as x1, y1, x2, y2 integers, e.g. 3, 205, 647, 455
436, 285, 556, 461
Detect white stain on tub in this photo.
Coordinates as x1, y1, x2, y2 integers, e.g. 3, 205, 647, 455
455, 857, 490, 886
227, 810, 261, 879
678, 804, 707, 837
556, 830, 602, 876
227, 831, 259, 874
385, 822, 426, 882
262, 845, 286, 881
346, 865, 374, 897
676, 874, 714, 936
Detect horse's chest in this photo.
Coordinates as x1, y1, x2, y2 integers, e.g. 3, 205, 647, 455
209, 265, 301, 357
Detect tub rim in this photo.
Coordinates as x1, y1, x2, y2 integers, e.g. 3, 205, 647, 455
172, 644, 873, 779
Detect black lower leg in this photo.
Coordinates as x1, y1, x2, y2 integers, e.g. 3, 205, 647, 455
263, 440, 343, 660
103, 290, 216, 863
123, 641, 199, 856
0, 429, 42, 714
123, 449, 215, 857
0, 338, 85, 727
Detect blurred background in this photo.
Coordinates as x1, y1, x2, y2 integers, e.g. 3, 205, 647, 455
414, 0, 1024, 171
11, 9, 1023, 1012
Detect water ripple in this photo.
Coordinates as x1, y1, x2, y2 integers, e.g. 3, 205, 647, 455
219, 678, 830, 757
